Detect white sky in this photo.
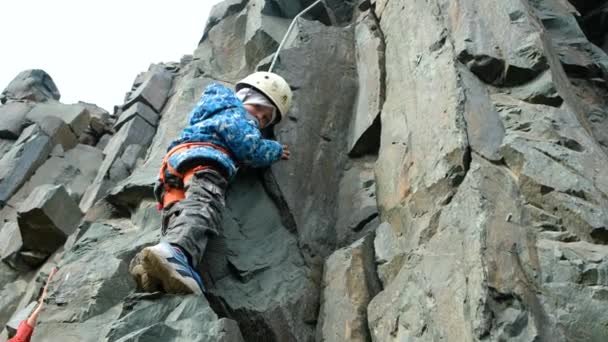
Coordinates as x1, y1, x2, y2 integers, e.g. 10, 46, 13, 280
0, 0, 223, 112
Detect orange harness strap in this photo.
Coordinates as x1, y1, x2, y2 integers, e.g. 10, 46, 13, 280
161, 165, 212, 208
158, 142, 233, 209
158, 142, 233, 184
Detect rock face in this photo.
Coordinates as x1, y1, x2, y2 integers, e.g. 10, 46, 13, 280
0, 69, 60, 104
0, 102, 33, 139
0, 124, 53, 207
2, 0, 608, 341
25, 103, 91, 138
18, 185, 82, 257
317, 234, 381, 342
123, 65, 173, 113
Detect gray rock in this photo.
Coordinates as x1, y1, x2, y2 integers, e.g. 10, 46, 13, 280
460, 66, 505, 161
114, 102, 158, 130
368, 158, 511, 340
78, 128, 98, 146
0, 280, 27, 329
316, 234, 381, 342
567, 77, 608, 153
0, 259, 19, 289
322, 0, 358, 24
18, 184, 82, 256
38, 222, 138, 327
0, 139, 13, 156
531, 0, 608, 79
180, 54, 193, 67
577, 3, 608, 48
535, 240, 608, 339
109, 157, 130, 181
105, 294, 244, 342
103, 116, 155, 165
205, 172, 316, 341
348, 10, 384, 157
79, 182, 111, 214
0, 144, 104, 219
0, 69, 60, 104
37, 115, 79, 150
77, 101, 113, 136
494, 95, 608, 244
269, 20, 358, 258
19, 251, 48, 268
30, 204, 162, 341
375, 0, 469, 250
124, 66, 173, 113
120, 144, 144, 172
80, 115, 155, 213
371, 0, 388, 18
373, 222, 405, 286
369, 148, 608, 341
194, 0, 291, 81
529, 1, 608, 156
131, 72, 147, 90
262, 0, 305, 18
257, 0, 331, 24
505, 70, 563, 107
96, 133, 112, 150
0, 102, 33, 139
0, 124, 53, 208
449, 0, 548, 85
0, 222, 23, 270
202, 0, 248, 42
26, 102, 91, 137
335, 157, 379, 247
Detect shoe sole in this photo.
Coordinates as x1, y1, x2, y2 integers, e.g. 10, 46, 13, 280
141, 248, 203, 295
130, 253, 162, 292
132, 266, 162, 292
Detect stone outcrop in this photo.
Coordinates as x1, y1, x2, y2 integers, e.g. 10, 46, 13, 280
0, 102, 33, 139
25, 103, 91, 138
2, 0, 608, 341
316, 234, 381, 341
0, 69, 60, 104
0, 124, 54, 208
18, 185, 82, 258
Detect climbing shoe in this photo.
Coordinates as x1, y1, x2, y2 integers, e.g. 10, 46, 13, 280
138, 242, 205, 295
129, 252, 162, 293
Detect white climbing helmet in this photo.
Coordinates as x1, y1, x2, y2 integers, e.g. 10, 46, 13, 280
236, 72, 292, 122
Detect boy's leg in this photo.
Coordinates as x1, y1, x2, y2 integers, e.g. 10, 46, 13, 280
131, 169, 227, 294
163, 168, 227, 267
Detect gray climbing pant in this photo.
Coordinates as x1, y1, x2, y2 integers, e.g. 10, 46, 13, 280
161, 169, 228, 268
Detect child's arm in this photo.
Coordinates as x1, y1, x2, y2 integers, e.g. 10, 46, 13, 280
218, 114, 283, 168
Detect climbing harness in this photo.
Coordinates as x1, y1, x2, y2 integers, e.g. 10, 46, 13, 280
157, 142, 234, 209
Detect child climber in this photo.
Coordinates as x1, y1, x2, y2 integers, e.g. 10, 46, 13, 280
129, 72, 292, 295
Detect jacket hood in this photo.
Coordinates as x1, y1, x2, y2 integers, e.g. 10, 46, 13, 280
188, 83, 244, 125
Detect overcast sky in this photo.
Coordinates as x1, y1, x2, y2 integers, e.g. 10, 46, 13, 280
0, 0, 223, 111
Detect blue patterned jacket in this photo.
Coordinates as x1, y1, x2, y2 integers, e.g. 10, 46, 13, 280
166, 83, 283, 181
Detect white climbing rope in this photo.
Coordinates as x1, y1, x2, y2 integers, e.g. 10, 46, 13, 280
268, 0, 325, 73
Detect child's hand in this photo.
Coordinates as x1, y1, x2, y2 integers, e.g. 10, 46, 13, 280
281, 145, 291, 160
